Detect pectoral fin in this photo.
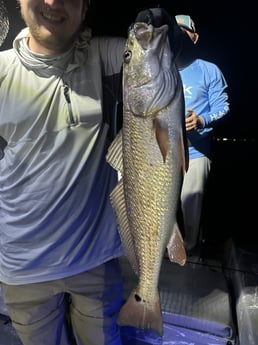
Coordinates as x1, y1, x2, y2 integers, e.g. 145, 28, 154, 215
166, 223, 186, 266
153, 118, 168, 162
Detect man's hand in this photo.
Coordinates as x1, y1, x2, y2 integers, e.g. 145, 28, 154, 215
134, 7, 183, 55
185, 109, 204, 131
135, 8, 167, 27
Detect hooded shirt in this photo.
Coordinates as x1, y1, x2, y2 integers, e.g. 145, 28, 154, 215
0, 27, 125, 284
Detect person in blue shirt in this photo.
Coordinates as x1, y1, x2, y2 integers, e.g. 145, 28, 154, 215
175, 15, 230, 256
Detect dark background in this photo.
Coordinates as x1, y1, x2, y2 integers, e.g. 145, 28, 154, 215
1, 0, 257, 250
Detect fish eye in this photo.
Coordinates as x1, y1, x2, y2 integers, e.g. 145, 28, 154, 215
123, 50, 132, 64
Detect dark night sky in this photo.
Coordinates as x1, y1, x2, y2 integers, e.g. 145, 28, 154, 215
1, 0, 257, 139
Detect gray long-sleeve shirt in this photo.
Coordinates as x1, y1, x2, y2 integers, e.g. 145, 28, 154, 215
0, 27, 125, 284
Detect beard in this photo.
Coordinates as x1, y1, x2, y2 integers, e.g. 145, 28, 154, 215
28, 23, 76, 53
20, 4, 80, 54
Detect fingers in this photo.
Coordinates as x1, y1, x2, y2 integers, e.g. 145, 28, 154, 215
185, 110, 198, 131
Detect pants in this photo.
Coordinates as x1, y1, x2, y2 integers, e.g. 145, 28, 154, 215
181, 156, 211, 252
1, 259, 123, 345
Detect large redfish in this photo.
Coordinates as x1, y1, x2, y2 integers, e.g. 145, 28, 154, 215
106, 22, 188, 336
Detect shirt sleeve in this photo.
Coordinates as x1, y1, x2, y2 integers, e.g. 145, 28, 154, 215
201, 61, 230, 127
98, 36, 126, 76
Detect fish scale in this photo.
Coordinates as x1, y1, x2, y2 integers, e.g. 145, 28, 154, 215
106, 21, 188, 336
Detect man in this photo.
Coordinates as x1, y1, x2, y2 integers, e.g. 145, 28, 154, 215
0, 1, 184, 344
0, 0, 126, 344
175, 14, 230, 256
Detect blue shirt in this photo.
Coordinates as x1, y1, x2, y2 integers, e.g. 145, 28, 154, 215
179, 59, 230, 159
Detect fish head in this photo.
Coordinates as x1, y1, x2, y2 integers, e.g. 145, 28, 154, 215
123, 22, 176, 117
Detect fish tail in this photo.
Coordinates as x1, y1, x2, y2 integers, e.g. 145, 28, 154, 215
117, 289, 163, 336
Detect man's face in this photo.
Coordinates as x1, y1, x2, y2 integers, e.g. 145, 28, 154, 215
18, 0, 86, 54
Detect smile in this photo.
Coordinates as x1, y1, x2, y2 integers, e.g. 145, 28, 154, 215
41, 11, 65, 24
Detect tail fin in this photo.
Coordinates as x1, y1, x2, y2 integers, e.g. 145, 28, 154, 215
117, 288, 163, 336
